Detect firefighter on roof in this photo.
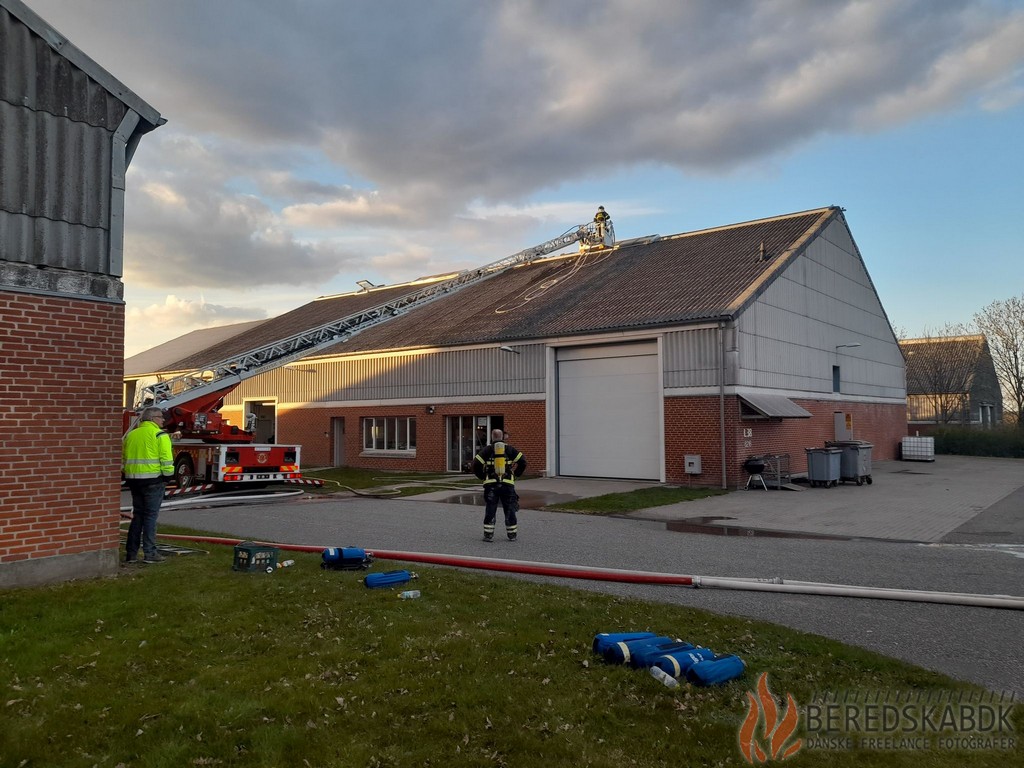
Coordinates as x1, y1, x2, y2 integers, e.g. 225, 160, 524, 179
473, 428, 527, 541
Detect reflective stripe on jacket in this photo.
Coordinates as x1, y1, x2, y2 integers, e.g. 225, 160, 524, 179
122, 420, 174, 481
473, 442, 526, 486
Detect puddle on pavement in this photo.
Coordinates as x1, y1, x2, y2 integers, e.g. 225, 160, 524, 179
441, 491, 579, 508
666, 517, 850, 540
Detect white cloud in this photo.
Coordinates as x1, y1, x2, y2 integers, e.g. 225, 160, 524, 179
123, 295, 267, 357
21, 0, 1024, 354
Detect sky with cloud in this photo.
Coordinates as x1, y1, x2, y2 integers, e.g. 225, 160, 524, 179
26, 0, 1024, 356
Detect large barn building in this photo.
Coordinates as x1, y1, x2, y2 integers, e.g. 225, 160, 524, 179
1, 0, 162, 587
126, 206, 907, 488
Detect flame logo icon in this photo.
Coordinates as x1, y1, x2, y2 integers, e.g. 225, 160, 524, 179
738, 672, 803, 763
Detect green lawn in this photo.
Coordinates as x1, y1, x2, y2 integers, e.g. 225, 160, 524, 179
545, 485, 727, 514
1, 539, 1018, 767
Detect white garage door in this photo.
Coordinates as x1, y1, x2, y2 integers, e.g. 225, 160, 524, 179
557, 343, 660, 480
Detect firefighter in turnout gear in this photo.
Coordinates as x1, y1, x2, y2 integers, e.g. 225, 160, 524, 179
473, 429, 527, 541
122, 406, 175, 564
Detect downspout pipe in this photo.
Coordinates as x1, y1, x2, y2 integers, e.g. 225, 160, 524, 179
161, 535, 1024, 611
718, 320, 727, 489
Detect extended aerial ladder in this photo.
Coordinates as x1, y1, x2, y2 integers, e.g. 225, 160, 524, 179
134, 212, 615, 440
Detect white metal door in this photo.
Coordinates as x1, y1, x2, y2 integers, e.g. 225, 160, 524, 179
557, 343, 660, 479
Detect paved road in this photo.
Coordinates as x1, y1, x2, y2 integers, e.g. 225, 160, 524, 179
159, 479, 1024, 698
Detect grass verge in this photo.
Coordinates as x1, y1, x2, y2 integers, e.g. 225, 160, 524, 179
1, 540, 1019, 767
545, 486, 727, 514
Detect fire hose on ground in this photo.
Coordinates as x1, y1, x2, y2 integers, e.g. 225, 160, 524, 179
159, 534, 1024, 611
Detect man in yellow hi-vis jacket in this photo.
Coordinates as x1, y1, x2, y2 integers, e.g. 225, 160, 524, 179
122, 406, 174, 564
473, 429, 526, 542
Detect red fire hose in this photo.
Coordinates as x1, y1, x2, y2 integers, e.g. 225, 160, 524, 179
159, 534, 1024, 610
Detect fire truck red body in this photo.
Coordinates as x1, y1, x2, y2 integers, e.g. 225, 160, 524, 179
124, 386, 320, 490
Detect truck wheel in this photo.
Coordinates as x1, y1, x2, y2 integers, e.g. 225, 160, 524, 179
174, 455, 195, 488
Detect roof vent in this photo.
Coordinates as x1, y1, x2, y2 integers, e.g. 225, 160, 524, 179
758, 241, 769, 262
356, 280, 379, 292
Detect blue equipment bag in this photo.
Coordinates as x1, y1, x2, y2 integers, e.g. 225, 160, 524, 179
628, 640, 696, 669
685, 654, 746, 686
592, 632, 657, 656
321, 547, 374, 571
363, 570, 415, 589
603, 635, 676, 666
651, 646, 716, 677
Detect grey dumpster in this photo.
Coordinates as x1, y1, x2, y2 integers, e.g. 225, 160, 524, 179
826, 440, 873, 485
805, 447, 841, 488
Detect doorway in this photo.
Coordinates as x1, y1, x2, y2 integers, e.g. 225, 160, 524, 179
331, 417, 345, 467
245, 400, 277, 444
447, 415, 504, 472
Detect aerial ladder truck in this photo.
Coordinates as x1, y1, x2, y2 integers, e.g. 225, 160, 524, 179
126, 211, 615, 492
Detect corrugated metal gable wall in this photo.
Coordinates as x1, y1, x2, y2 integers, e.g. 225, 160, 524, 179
227, 345, 547, 404
0, 5, 125, 275
662, 327, 721, 388
736, 220, 905, 398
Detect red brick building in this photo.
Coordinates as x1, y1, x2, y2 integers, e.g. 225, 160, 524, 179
1, 0, 162, 587
126, 206, 907, 489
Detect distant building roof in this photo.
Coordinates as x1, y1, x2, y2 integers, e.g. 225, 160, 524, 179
900, 335, 987, 395
124, 320, 267, 377
147, 206, 842, 374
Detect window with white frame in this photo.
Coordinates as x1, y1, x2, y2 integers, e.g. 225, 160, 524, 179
362, 417, 416, 453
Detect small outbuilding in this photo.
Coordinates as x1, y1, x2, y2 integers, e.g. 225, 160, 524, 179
901, 334, 1002, 430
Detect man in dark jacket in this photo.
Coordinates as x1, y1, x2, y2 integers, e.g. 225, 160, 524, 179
473, 429, 526, 541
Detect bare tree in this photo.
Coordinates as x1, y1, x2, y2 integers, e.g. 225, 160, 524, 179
902, 323, 974, 424
974, 296, 1024, 425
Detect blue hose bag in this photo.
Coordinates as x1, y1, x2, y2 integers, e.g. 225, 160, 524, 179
603, 636, 681, 667
685, 654, 746, 686
650, 646, 716, 677
363, 570, 414, 588
592, 632, 657, 656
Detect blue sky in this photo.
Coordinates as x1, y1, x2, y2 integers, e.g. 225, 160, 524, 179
25, 0, 1024, 356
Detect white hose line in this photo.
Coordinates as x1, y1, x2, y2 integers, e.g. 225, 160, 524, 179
691, 576, 1024, 610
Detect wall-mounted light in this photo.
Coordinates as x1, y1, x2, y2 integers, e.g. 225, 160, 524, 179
499, 345, 520, 355
426, 406, 435, 415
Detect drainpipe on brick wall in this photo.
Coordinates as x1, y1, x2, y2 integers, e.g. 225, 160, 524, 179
718, 321, 727, 489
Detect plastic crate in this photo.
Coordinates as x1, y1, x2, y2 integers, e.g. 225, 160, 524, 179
233, 541, 279, 572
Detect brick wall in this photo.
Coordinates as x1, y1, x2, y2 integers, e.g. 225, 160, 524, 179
0, 292, 123, 575
665, 395, 906, 487
230, 400, 548, 475
221, 393, 904, 489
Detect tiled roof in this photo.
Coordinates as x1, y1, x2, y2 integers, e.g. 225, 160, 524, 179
159, 207, 839, 372
900, 335, 986, 395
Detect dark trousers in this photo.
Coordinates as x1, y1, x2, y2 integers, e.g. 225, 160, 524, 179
126, 480, 165, 560
483, 483, 519, 529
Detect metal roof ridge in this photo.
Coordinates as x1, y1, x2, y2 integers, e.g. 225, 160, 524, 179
658, 205, 837, 242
